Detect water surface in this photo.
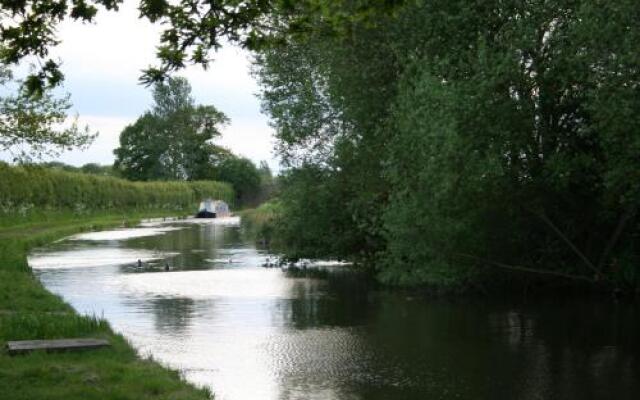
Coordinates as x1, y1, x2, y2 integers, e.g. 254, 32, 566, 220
30, 219, 640, 400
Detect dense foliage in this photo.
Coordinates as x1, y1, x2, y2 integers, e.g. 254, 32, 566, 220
2, 0, 638, 291
0, 162, 233, 218
212, 153, 262, 205
114, 77, 229, 181
240, 200, 282, 247
255, 1, 640, 291
112, 76, 268, 206
39, 161, 115, 176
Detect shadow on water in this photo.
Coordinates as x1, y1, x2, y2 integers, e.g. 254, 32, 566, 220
30, 220, 640, 400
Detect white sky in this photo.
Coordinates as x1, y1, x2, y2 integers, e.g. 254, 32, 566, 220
0, 1, 279, 171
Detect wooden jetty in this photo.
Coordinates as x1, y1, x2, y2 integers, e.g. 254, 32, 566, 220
6, 338, 110, 355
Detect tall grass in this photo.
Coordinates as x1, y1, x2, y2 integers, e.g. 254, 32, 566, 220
239, 201, 282, 248
0, 162, 233, 226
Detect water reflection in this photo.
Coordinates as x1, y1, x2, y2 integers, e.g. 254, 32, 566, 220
149, 296, 197, 335
30, 220, 640, 400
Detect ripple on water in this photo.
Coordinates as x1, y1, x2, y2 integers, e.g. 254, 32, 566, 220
68, 227, 184, 241
118, 268, 326, 299
28, 247, 172, 269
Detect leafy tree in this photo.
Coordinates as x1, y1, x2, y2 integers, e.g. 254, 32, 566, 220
255, 2, 399, 263
0, 65, 94, 161
113, 77, 228, 181
38, 161, 79, 172
212, 153, 262, 205
80, 163, 114, 176
0, 0, 277, 93
258, 161, 272, 181
0, 0, 403, 93
256, 0, 640, 290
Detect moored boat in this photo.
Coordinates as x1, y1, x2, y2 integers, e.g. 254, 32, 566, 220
195, 199, 230, 218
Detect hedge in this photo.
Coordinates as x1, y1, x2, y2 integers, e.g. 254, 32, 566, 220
0, 162, 234, 216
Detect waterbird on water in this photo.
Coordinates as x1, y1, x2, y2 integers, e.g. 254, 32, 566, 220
262, 257, 276, 268
137, 259, 143, 269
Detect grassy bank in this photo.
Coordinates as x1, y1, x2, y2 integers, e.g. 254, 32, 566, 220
0, 211, 211, 400
0, 163, 225, 398
238, 201, 282, 249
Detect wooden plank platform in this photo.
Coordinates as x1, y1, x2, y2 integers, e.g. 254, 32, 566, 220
6, 338, 110, 355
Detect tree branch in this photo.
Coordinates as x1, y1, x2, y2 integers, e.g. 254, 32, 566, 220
536, 211, 604, 279
454, 253, 596, 284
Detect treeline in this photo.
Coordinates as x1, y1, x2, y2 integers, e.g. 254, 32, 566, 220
38, 161, 116, 177
0, 162, 233, 217
254, 1, 640, 291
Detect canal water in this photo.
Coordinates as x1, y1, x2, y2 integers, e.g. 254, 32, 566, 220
29, 218, 639, 400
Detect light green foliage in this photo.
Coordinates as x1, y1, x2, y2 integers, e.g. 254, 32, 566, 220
240, 201, 282, 247
37, 161, 115, 176
255, 6, 398, 263
79, 163, 114, 176
0, 65, 94, 161
114, 77, 229, 181
0, 162, 234, 223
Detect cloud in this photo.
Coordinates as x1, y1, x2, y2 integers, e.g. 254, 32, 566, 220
52, 115, 133, 166
7, 0, 280, 170
0, 112, 280, 172
216, 118, 279, 171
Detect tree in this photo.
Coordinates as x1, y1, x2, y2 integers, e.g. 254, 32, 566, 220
254, 2, 399, 264
0, 0, 402, 94
0, 0, 277, 94
80, 163, 114, 176
0, 65, 94, 161
113, 77, 228, 181
213, 153, 261, 205
255, 0, 640, 289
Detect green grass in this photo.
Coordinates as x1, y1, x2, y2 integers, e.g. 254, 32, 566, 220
0, 211, 212, 400
238, 201, 282, 248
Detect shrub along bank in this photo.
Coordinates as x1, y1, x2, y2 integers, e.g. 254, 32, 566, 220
239, 201, 282, 248
0, 162, 234, 227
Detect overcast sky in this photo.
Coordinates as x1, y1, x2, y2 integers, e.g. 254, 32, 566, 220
0, 1, 279, 170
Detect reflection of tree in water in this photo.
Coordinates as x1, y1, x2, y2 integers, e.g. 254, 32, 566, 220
150, 296, 197, 336
361, 297, 640, 400
268, 279, 640, 400
221, 226, 242, 246
271, 270, 373, 329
